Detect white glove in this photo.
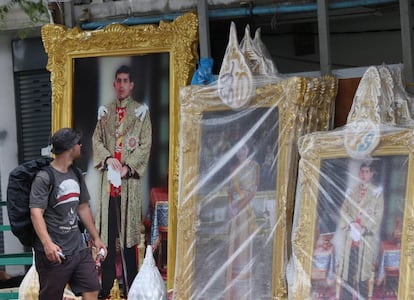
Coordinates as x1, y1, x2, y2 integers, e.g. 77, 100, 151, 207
135, 103, 149, 121
349, 222, 362, 242
107, 165, 121, 188
97, 105, 108, 120
374, 186, 383, 197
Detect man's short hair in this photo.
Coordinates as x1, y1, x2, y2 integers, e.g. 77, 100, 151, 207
51, 128, 82, 154
360, 161, 376, 173
115, 65, 133, 81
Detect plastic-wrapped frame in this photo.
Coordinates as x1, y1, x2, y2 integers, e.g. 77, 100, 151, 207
289, 65, 414, 299
291, 127, 413, 299
174, 75, 337, 299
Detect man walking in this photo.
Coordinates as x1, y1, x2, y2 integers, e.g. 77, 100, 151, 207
30, 127, 107, 300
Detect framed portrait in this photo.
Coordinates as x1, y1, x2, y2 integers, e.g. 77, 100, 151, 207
174, 77, 315, 299
41, 12, 198, 289
292, 129, 414, 299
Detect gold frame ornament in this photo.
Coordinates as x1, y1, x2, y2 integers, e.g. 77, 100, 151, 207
41, 12, 198, 289
292, 129, 414, 299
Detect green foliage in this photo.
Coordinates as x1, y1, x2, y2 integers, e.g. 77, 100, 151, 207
0, 0, 49, 25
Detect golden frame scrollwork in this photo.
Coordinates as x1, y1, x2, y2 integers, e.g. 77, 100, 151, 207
175, 77, 309, 299
292, 129, 414, 299
41, 13, 198, 289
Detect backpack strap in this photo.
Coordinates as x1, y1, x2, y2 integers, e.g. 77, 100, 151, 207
42, 166, 55, 188
42, 165, 83, 206
43, 165, 83, 187
42, 166, 55, 206
71, 166, 84, 185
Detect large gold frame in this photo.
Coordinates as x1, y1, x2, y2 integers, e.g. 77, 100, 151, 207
292, 129, 414, 299
41, 13, 198, 289
175, 77, 311, 299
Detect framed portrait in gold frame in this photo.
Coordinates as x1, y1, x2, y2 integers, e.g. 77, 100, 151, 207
291, 129, 414, 299
41, 12, 198, 289
174, 77, 312, 299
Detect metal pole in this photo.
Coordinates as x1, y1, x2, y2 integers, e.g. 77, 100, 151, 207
63, 1, 74, 28
317, 0, 331, 75
399, 0, 414, 92
197, 0, 211, 58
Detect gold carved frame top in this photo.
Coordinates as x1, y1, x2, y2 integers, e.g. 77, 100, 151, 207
41, 12, 198, 290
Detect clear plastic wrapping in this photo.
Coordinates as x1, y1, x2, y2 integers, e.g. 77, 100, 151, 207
172, 20, 340, 299
289, 65, 414, 299
173, 72, 338, 299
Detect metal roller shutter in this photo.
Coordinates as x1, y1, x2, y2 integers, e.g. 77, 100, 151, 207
14, 70, 51, 164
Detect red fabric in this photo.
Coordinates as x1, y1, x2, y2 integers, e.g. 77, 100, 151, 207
381, 240, 400, 252
150, 187, 168, 207
110, 106, 126, 197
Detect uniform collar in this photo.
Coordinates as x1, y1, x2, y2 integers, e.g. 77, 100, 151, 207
117, 96, 131, 108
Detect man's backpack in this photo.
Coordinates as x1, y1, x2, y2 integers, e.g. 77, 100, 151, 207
6, 157, 83, 247
6, 157, 53, 247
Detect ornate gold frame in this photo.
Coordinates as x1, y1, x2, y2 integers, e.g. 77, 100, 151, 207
41, 13, 198, 289
292, 129, 414, 299
175, 77, 310, 299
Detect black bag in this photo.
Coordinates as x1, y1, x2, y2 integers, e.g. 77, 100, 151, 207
6, 157, 54, 247
7, 158, 84, 247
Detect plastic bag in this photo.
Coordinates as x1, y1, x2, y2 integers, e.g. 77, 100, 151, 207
191, 57, 215, 85
18, 263, 81, 300
18, 265, 38, 300
128, 245, 167, 300
63, 287, 82, 300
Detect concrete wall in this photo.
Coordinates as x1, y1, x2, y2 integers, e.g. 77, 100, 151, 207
75, 0, 275, 23
0, 32, 26, 275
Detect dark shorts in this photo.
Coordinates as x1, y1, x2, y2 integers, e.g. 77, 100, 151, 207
35, 248, 100, 299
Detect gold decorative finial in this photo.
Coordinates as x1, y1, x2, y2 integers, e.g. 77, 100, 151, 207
110, 279, 121, 300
